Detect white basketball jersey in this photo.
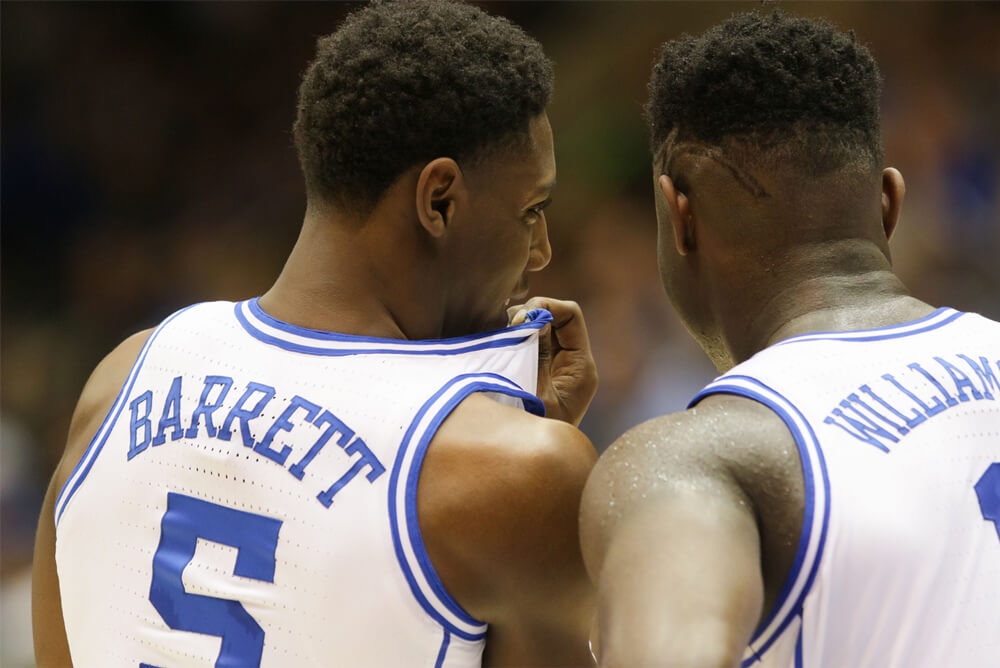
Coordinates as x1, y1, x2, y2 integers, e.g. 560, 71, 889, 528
54, 299, 551, 668
691, 307, 1000, 668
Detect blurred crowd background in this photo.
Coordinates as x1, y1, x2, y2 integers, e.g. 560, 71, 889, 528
2, 2, 998, 664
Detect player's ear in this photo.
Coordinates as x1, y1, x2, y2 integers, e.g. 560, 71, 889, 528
416, 158, 463, 238
658, 174, 695, 255
881, 167, 905, 241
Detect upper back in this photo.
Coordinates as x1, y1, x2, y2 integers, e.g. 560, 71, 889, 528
694, 307, 1000, 667
53, 299, 553, 667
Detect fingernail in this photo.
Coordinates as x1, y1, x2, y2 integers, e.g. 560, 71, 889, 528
511, 310, 527, 325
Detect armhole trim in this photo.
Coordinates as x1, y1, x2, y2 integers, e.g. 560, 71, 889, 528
689, 375, 830, 666
434, 629, 451, 668
54, 305, 198, 525
388, 372, 544, 641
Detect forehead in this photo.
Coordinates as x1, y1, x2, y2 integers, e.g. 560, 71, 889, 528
467, 113, 556, 198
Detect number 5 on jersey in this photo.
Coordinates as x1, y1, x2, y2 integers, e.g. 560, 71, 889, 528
977, 463, 1000, 542
149, 492, 282, 667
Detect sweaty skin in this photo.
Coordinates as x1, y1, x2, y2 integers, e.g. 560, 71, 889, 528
581, 137, 934, 666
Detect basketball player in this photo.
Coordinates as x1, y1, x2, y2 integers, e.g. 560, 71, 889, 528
580, 11, 1000, 667
32, 2, 598, 666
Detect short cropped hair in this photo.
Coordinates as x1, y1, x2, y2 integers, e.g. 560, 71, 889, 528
294, 0, 554, 212
647, 10, 883, 176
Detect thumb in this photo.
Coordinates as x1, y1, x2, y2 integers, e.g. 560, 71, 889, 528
536, 323, 553, 367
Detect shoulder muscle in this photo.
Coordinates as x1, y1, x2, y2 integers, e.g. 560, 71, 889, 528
419, 393, 597, 665
57, 328, 154, 487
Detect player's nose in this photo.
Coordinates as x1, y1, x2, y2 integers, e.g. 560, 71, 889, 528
527, 216, 551, 272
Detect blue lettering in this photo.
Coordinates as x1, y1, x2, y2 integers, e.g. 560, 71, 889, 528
317, 437, 385, 507
255, 395, 321, 466
184, 376, 234, 439
934, 356, 983, 402
220, 382, 276, 447
882, 372, 942, 418
859, 384, 919, 432
957, 354, 999, 400
824, 407, 895, 452
289, 410, 355, 480
153, 376, 184, 446
128, 390, 154, 460
908, 362, 958, 411
842, 392, 908, 436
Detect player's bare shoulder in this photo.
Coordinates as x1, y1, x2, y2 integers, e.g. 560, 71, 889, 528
581, 394, 805, 614
57, 329, 155, 487
586, 395, 799, 508
418, 392, 596, 652
420, 393, 595, 592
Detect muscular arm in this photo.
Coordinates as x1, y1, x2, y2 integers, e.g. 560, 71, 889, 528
32, 329, 152, 666
580, 398, 803, 668
33, 473, 72, 667
420, 394, 598, 667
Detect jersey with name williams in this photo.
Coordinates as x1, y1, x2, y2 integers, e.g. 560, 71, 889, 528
54, 299, 552, 668
690, 307, 1000, 668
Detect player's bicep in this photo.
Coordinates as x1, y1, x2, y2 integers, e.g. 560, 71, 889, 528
470, 416, 596, 667
591, 486, 763, 668
580, 414, 764, 668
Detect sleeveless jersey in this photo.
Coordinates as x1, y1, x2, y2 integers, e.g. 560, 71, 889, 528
690, 307, 1000, 668
54, 299, 552, 667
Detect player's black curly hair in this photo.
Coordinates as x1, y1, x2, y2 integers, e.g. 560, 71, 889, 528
647, 10, 883, 176
294, 0, 554, 213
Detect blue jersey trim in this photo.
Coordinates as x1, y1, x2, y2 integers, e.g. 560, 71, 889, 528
690, 376, 830, 666
54, 305, 198, 525
235, 299, 552, 357
405, 379, 544, 625
434, 629, 451, 668
773, 307, 963, 345
794, 620, 804, 668
388, 373, 543, 641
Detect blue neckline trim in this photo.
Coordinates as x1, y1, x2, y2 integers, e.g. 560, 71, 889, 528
773, 307, 963, 345
237, 299, 552, 356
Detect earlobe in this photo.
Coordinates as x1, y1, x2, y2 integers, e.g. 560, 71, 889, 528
881, 167, 905, 241
658, 174, 694, 255
416, 158, 462, 238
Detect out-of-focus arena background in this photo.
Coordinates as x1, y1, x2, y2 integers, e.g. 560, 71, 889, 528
2, 2, 998, 663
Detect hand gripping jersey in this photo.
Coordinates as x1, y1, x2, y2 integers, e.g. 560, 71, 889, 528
690, 308, 1000, 668
54, 299, 552, 668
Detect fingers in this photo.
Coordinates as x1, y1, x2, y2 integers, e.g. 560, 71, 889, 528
512, 297, 591, 353
508, 308, 529, 326
536, 323, 554, 364
508, 296, 577, 325
507, 297, 561, 326
507, 295, 598, 426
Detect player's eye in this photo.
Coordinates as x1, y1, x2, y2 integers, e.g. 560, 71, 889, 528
524, 198, 552, 224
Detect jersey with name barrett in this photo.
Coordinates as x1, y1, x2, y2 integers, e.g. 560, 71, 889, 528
690, 307, 1000, 668
54, 299, 551, 668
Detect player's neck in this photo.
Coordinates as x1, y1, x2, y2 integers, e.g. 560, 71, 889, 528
259, 208, 443, 341
715, 241, 934, 370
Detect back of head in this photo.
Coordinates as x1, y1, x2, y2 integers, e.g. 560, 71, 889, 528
294, 0, 554, 215
647, 10, 883, 180
646, 12, 904, 368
